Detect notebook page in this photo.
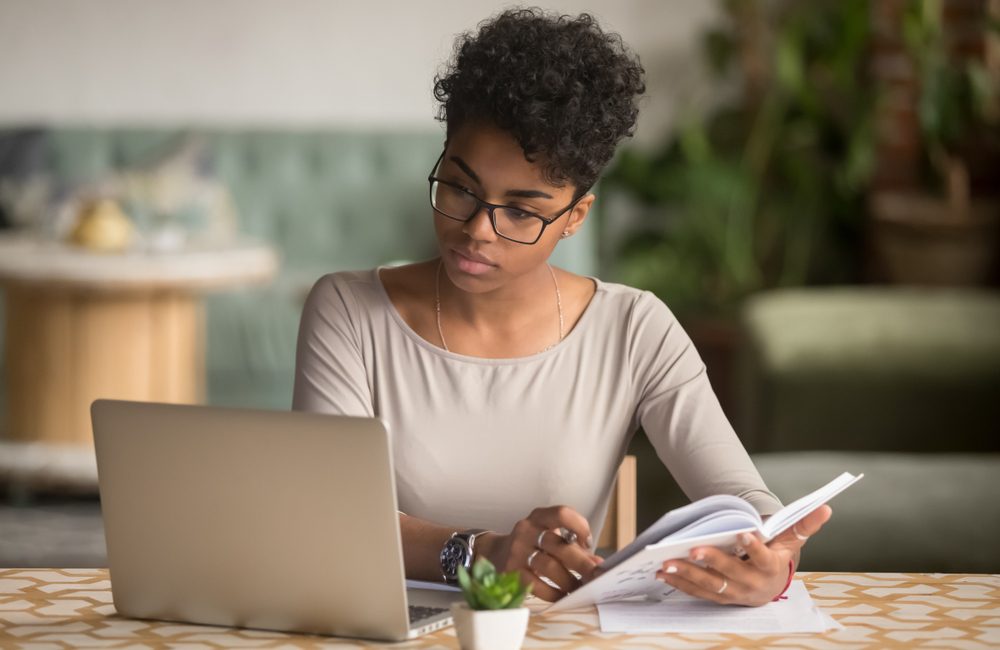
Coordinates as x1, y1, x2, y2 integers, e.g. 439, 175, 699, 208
601, 494, 757, 571
761, 472, 864, 540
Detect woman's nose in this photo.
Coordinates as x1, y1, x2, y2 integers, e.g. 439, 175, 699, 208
462, 205, 498, 241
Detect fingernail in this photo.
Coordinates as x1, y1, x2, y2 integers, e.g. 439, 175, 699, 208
693, 552, 704, 562
740, 533, 753, 545
586, 535, 593, 548
665, 565, 678, 574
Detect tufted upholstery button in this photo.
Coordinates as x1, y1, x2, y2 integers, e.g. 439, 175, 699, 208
306, 147, 326, 176
242, 146, 259, 175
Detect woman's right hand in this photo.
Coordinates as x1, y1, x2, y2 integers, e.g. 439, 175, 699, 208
477, 505, 604, 602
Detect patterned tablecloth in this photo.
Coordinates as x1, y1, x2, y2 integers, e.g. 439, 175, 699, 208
0, 570, 997, 648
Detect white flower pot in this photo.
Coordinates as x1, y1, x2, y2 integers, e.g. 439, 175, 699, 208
450, 602, 530, 650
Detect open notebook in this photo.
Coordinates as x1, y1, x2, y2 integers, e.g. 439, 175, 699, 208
547, 472, 863, 612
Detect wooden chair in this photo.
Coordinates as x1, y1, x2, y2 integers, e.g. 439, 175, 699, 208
597, 455, 637, 552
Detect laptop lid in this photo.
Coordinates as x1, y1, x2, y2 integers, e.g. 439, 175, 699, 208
92, 399, 415, 641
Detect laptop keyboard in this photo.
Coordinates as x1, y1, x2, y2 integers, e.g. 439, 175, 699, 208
409, 605, 449, 624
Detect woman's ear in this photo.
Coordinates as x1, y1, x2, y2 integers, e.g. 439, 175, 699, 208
561, 193, 595, 238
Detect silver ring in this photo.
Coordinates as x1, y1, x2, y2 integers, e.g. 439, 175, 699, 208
792, 524, 809, 542
717, 578, 728, 595
557, 527, 578, 545
527, 549, 541, 570
536, 530, 548, 549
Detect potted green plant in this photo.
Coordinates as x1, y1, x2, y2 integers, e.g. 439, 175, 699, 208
602, 0, 873, 421
451, 558, 532, 650
870, 1, 1000, 285
604, 0, 872, 319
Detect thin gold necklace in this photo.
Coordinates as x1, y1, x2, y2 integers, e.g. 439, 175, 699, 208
435, 259, 564, 354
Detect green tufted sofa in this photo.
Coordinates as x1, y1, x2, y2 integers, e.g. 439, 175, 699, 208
0, 128, 598, 417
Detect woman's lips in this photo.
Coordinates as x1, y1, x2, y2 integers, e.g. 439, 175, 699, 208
451, 248, 497, 275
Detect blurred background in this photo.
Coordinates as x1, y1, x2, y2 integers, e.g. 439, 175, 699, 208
0, 0, 997, 574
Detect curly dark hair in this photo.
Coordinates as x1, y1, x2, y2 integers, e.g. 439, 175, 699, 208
434, 7, 645, 192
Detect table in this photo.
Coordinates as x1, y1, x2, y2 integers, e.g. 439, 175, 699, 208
0, 235, 278, 452
0, 570, 996, 648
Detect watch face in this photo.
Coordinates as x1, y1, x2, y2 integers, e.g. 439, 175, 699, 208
440, 537, 472, 580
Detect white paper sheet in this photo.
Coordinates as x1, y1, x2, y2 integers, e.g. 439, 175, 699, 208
597, 581, 841, 634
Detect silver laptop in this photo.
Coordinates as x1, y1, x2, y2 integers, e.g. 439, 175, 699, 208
91, 399, 461, 641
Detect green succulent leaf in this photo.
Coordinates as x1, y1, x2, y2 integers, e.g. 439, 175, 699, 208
457, 558, 531, 610
456, 566, 475, 607
471, 557, 493, 583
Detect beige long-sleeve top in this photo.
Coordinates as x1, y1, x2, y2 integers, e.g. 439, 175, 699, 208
292, 268, 782, 540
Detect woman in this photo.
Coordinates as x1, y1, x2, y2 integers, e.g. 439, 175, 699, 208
293, 8, 831, 606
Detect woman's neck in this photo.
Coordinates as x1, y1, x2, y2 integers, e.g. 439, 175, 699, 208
435, 259, 563, 355
438, 261, 557, 327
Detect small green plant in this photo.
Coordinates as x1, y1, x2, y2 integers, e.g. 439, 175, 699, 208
456, 558, 531, 610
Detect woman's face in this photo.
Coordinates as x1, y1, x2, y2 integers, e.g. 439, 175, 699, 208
432, 122, 593, 294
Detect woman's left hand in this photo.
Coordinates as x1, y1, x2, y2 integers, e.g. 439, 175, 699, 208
655, 505, 832, 606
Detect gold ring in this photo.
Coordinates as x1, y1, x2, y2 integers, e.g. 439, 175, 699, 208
792, 524, 809, 541
717, 578, 728, 594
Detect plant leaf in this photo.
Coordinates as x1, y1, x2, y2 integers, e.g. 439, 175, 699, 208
455, 557, 534, 610
472, 557, 494, 583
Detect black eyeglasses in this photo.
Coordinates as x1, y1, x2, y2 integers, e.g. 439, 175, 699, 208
427, 151, 584, 245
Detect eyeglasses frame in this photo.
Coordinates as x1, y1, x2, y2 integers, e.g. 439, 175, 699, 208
427, 150, 587, 245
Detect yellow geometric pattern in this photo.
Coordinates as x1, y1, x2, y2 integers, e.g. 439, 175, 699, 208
1, 570, 998, 648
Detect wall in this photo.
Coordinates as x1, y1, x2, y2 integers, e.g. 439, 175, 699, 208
0, 0, 719, 146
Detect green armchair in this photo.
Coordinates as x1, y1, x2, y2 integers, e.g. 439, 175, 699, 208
739, 287, 1000, 572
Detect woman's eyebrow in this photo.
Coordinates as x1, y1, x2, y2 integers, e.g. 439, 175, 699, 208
449, 156, 482, 185
506, 188, 553, 199
449, 155, 554, 200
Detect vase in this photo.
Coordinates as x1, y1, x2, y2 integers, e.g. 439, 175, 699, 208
450, 602, 530, 650
870, 191, 1000, 286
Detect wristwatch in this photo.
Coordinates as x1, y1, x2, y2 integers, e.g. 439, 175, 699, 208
440, 529, 488, 584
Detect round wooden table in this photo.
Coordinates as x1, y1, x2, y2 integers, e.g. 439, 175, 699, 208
0, 234, 279, 452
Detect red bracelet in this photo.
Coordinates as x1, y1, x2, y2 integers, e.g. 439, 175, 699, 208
772, 559, 795, 601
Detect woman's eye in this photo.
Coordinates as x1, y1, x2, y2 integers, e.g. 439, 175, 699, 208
440, 178, 473, 194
